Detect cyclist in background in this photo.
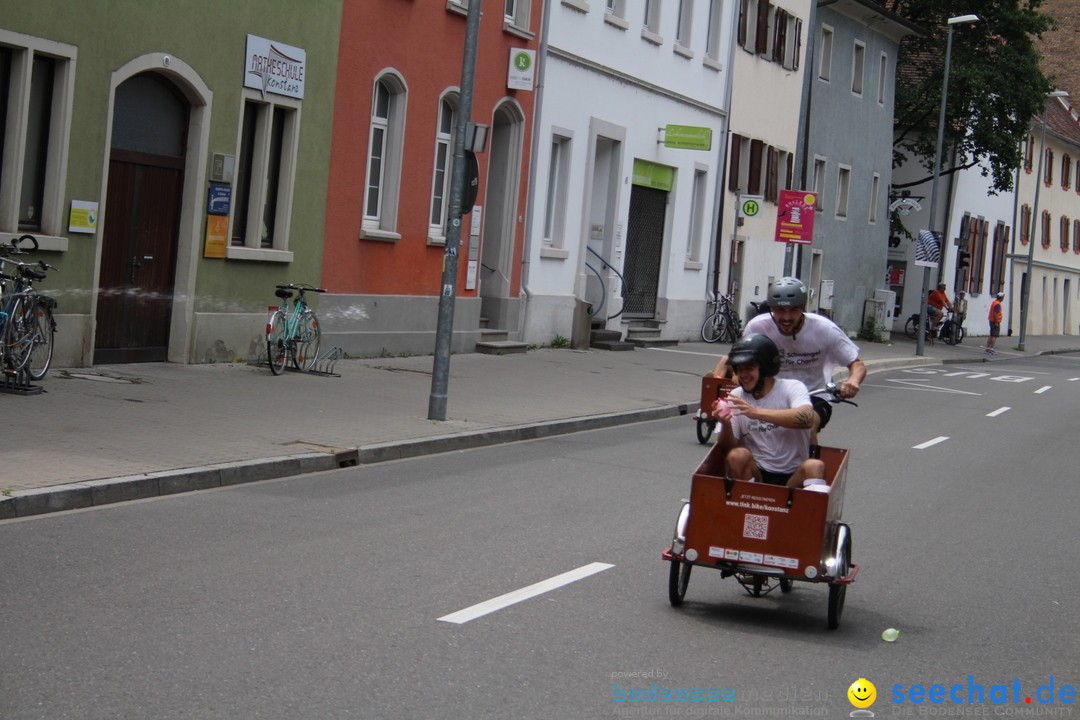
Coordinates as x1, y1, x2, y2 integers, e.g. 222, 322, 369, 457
712, 277, 865, 441
927, 282, 953, 335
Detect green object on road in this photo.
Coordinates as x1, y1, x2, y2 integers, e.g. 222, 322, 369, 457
882, 628, 900, 642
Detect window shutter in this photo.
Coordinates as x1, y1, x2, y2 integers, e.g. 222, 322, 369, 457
756, 0, 771, 55
729, 134, 743, 192
737, 0, 748, 48
749, 139, 764, 195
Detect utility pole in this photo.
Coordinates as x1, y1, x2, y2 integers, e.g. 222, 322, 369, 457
428, 0, 481, 421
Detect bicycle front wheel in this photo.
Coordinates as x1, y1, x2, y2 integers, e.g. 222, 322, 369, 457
293, 309, 321, 371
3, 297, 35, 373
26, 301, 54, 381
904, 315, 918, 339
266, 310, 289, 375
940, 321, 958, 346
701, 313, 727, 343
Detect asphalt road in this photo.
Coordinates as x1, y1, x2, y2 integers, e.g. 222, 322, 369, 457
2, 355, 1078, 719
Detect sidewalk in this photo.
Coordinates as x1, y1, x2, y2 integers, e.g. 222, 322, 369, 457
4, 332, 1078, 519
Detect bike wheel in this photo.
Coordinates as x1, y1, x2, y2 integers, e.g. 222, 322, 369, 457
266, 310, 289, 375
695, 418, 716, 444
904, 315, 918, 339
940, 321, 956, 345
668, 559, 691, 607
26, 302, 54, 381
724, 315, 742, 343
293, 309, 321, 371
3, 297, 35, 373
956, 326, 965, 344
701, 313, 726, 343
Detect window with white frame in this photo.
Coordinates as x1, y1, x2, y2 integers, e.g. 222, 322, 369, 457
772, 8, 802, 71
813, 156, 826, 209
504, 0, 532, 33
606, 0, 627, 19
675, 0, 694, 52
0, 31, 77, 238
362, 75, 406, 240
687, 167, 707, 264
835, 165, 850, 218
643, 0, 663, 40
869, 173, 880, 224
705, 0, 723, 64
818, 25, 833, 82
851, 41, 865, 96
543, 132, 572, 249
428, 94, 458, 243
231, 94, 300, 252
877, 52, 887, 104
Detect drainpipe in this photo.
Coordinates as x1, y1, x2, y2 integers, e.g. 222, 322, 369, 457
517, 0, 551, 344
709, 1, 740, 300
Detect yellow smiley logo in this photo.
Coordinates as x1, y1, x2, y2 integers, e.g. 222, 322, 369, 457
848, 678, 877, 709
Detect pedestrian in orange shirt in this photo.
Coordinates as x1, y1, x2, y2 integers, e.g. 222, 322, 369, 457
985, 292, 1004, 354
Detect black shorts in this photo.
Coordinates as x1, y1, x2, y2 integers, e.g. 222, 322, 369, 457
811, 395, 833, 432
760, 470, 793, 486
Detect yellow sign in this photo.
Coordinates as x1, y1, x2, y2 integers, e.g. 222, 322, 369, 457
204, 215, 228, 258
69, 200, 98, 234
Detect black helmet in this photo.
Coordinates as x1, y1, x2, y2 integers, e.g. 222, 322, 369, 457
768, 277, 808, 308
726, 333, 782, 377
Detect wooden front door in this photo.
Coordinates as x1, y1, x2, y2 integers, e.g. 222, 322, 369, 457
94, 150, 183, 363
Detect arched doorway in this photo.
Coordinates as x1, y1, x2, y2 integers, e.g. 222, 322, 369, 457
478, 101, 524, 331
95, 72, 189, 363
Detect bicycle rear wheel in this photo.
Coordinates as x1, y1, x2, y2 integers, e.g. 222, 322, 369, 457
266, 310, 289, 375
723, 314, 742, 342
293, 309, 321, 371
904, 315, 918, 339
26, 301, 54, 381
3, 297, 35, 374
701, 312, 728, 343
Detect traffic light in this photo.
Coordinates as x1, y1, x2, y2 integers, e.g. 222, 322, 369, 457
957, 250, 970, 270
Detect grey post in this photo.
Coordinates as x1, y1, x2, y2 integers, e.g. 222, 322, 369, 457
1019, 90, 1069, 351
428, 0, 481, 421
918, 14, 978, 356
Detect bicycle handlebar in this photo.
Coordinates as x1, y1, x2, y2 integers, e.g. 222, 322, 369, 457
275, 283, 326, 293
815, 382, 858, 407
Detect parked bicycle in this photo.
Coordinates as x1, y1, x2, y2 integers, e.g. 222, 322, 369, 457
700, 294, 742, 344
1, 234, 57, 380
266, 283, 324, 375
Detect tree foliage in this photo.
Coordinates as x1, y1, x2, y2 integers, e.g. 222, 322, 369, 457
887, 0, 1055, 193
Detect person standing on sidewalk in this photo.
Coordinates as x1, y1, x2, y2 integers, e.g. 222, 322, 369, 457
985, 292, 1004, 354
954, 290, 968, 329
712, 277, 865, 441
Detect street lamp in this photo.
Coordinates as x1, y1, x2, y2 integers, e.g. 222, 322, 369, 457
917, 13, 979, 356
1018, 90, 1070, 351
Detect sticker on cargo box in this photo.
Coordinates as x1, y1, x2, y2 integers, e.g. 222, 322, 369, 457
764, 554, 799, 570
738, 550, 764, 564
708, 547, 740, 560
742, 513, 769, 540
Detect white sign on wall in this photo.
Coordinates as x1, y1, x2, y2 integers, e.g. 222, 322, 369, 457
244, 35, 306, 100
507, 48, 535, 91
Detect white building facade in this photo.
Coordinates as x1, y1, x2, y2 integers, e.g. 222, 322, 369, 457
521, 0, 737, 346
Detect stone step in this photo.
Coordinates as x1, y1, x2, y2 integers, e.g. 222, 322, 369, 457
475, 340, 529, 355
628, 337, 680, 348
590, 329, 622, 343
591, 339, 637, 351
480, 328, 509, 342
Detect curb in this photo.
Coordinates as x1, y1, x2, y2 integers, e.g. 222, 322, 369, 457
1, 404, 694, 520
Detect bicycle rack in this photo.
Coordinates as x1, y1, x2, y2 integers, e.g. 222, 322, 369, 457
306, 346, 342, 377
1, 367, 43, 395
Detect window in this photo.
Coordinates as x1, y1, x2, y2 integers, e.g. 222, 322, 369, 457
1044, 148, 1054, 185
543, 132, 572, 250
772, 10, 802, 71
1063, 155, 1071, 190
687, 167, 707, 264
813, 156, 826, 209
643, 0, 662, 38
748, 139, 764, 195
503, 0, 532, 33
818, 25, 833, 81
1041, 209, 1051, 248
1024, 134, 1034, 173
755, 0, 772, 56
835, 165, 851, 218
675, 0, 694, 52
970, 215, 988, 294
1074, 219, 1080, 253
851, 41, 865, 96
1061, 216, 1070, 252
0, 31, 76, 238
605, 0, 628, 23
231, 94, 300, 252
989, 221, 1009, 295
877, 52, 887, 104
728, 134, 744, 192
1020, 203, 1031, 245
428, 95, 457, 242
705, 0, 723, 65
869, 173, 880, 224
362, 75, 406, 240
1076, 159, 1080, 193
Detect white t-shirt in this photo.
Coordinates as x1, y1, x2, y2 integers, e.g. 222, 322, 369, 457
743, 312, 860, 393
729, 378, 812, 475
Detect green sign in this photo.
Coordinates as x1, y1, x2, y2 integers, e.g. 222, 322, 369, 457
632, 159, 674, 191
663, 124, 713, 151
739, 195, 764, 218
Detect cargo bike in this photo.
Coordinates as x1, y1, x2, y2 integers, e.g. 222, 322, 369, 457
665, 390, 858, 629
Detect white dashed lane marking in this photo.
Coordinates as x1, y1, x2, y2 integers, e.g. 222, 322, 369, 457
1034, 386, 1052, 394
987, 407, 1010, 417
913, 436, 950, 450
